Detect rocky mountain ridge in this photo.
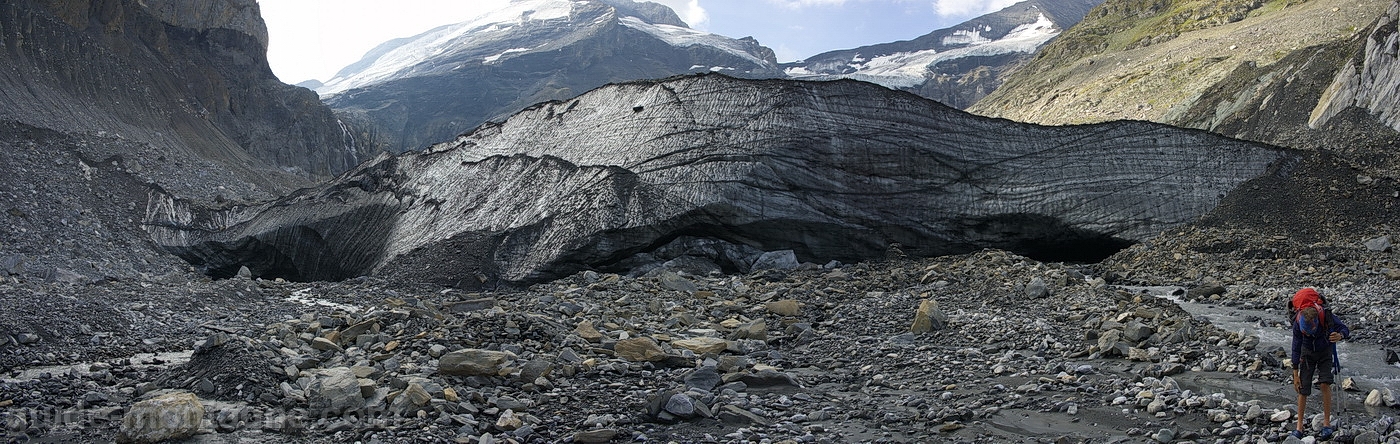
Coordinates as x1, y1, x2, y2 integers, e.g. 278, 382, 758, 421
321, 0, 782, 154
783, 0, 1101, 109
969, 0, 1400, 171
0, 0, 365, 202
1309, 2, 1400, 132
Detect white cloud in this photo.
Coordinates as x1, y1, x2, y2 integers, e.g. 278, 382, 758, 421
650, 0, 710, 28
772, 43, 803, 62
932, 0, 1021, 16
260, 0, 507, 83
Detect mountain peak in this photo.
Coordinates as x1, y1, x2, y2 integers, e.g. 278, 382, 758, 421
319, 0, 780, 153
781, 0, 1101, 109
597, 0, 689, 27
317, 0, 700, 97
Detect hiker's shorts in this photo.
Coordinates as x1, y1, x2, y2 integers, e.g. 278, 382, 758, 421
1297, 348, 1334, 395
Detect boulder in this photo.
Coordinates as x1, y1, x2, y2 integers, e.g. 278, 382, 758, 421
1, 254, 23, 276
663, 393, 697, 418
1186, 284, 1226, 299
573, 429, 618, 443
309, 367, 365, 415
751, 250, 799, 271
1365, 235, 1392, 252
1123, 321, 1154, 343
390, 383, 431, 416
718, 404, 771, 426
1243, 404, 1262, 422
614, 337, 668, 362
1127, 347, 1153, 362
117, 392, 205, 444
728, 321, 767, 341
1153, 428, 1174, 443
655, 271, 697, 293
910, 299, 948, 333
684, 367, 723, 392
574, 320, 604, 343
765, 300, 801, 316
1354, 431, 1381, 444
1098, 329, 1126, 356
438, 349, 515, 377
1366, 389, 1384, 407
495, 409, 522, 431
518, 360, 555, 382
310, 337, 343, 352
735, 369, 801, 391
1025, 277, 1049, 299
1341, 377, 1360, 392
672, 337, 729, 355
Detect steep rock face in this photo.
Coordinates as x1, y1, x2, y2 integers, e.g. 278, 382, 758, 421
0, 0, 363, 200
1311, 2, 1400, 132
320, 0, 781, 153
969, 0, 1399, 165
148, 75, 1293, 287
783, 0, 1101, 109
141, 0, 268, 48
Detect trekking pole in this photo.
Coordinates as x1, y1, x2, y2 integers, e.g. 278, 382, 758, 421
1334, 346, 1346, 414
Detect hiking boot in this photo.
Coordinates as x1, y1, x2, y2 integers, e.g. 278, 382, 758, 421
1318, 426, 1335, 440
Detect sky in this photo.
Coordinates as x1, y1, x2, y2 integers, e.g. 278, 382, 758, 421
258, 0, 1022, 84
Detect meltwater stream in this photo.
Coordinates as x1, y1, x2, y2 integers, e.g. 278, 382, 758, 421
1123, 286, 1400, 399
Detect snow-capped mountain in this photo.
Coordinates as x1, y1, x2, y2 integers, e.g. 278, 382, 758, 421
783, 0, 1101, 109
323, 0, 781, 153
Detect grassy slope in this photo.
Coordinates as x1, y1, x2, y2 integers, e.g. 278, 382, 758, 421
968, 0, 1388, 127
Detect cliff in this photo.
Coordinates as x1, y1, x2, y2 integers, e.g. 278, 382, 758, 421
0, 0, 366, 200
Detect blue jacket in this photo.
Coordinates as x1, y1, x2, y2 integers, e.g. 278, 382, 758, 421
1291, 310, 1350, 368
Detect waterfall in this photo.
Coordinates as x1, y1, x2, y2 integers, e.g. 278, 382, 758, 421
336, 118, 359, 170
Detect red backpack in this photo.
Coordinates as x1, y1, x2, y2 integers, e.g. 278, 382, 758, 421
1290, 288, 1327, 336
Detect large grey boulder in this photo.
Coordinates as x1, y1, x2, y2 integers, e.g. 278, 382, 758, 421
148, 74, 1293, 287
308, 367, 365, 415
438, 349, 515, 377
117, 392, 205, 444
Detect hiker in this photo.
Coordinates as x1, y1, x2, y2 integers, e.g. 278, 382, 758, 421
1289, 287, 1350, 440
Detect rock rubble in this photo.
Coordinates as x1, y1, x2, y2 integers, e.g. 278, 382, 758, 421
4, 249, 1396, 443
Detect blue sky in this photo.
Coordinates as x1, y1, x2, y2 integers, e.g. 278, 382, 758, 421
259, 0, 1021, 84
